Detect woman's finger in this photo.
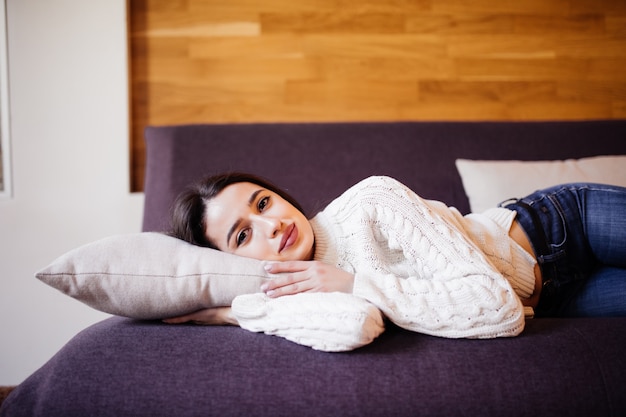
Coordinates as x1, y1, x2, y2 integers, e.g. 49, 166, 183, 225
265, 281, 311, 297
262, 273, 304, 291
263, 260, 310, 274
262, 272, 315, 297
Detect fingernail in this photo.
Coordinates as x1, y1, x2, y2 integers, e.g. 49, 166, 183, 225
263, 262, 273, 272
266, 290, 275, 297
260, 283, 268, 291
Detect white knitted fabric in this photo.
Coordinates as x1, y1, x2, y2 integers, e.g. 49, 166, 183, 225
232, 292, 385, 352
310, 176, 528, 339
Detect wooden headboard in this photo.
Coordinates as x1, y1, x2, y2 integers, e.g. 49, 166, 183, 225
127, 0, 626, 191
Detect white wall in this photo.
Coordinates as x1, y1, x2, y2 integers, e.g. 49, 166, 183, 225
0, 0, 143, 385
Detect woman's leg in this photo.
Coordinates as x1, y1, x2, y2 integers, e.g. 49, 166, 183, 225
556, 266, 626, 317
556, 183, 626, 316
582, 184, 626, 268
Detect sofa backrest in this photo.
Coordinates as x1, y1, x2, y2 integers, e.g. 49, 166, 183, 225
142, 120, 626, 232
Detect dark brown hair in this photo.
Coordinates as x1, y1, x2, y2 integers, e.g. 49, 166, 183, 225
170, 172, 305, 249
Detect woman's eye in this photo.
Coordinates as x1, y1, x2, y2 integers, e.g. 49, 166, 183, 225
258, 196, 270, 211
236, 229, 250, 247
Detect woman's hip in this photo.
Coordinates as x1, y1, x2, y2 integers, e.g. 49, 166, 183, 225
501, 182, 626, 315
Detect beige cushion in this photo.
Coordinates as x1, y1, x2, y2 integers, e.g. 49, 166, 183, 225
455, 155, 626, 213
36, 232, 268, 320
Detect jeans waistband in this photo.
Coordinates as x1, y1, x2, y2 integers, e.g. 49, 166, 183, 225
501, 199, 559, 314
501, 199, 549, 265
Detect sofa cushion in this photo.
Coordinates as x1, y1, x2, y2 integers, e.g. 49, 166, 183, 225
3, 316, 626, 417
456, 155, 626, 213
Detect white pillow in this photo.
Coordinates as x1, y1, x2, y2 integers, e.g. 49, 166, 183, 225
36, 232, 268, 320
455, 155, 626, 213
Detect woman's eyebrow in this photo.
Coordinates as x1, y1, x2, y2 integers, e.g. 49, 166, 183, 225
226, 189, 264, 246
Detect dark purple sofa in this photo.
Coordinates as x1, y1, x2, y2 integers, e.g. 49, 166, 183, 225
3, 121, 626, 417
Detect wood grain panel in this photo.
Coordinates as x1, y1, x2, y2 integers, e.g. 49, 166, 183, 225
128, 0, 626, 191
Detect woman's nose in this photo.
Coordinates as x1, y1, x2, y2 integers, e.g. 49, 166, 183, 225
253, 215, 281, 237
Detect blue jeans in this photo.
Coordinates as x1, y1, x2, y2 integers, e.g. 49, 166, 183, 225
502, 183, 626, 317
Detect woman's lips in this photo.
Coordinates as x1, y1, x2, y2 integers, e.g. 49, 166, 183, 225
279, 224, 297, 253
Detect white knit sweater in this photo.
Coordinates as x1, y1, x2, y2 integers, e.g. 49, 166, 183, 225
309, 176, 535, 339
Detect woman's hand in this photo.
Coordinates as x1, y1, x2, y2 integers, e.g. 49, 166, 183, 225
261, 261, 354, 298
163, 307, 238, 326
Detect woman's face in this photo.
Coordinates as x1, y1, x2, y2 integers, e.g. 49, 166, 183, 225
204, 182, 314, 262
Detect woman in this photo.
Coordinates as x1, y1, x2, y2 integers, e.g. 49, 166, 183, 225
165, 172, 626, 338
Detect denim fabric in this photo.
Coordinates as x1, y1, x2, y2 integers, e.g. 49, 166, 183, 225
503, 183, 626, 317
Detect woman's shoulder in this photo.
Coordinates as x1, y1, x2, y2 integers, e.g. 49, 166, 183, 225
349, 175, 407, 192
326, 176, 412, 211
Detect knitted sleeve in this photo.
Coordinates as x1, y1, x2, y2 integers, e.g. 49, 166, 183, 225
231, 292, 385, 352
345, 177, 525, 339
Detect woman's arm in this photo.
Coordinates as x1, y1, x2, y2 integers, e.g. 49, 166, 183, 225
163, 307, 238, 326
262, 260, 524, 339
